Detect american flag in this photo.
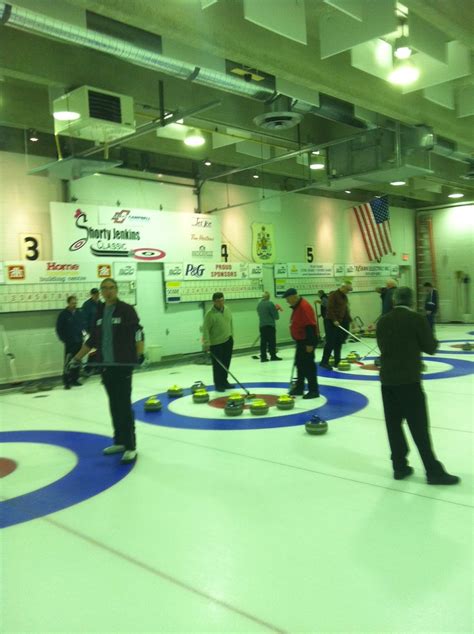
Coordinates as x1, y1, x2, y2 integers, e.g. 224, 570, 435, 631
352, 196, 393, 261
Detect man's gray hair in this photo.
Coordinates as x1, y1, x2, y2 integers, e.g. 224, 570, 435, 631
393, 286, 414, 307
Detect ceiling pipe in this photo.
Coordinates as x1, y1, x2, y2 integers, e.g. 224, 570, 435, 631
0, 1, 369, 130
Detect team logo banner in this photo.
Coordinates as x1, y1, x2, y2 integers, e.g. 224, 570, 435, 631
252, 223, 275, 263
51, 203, 221, 263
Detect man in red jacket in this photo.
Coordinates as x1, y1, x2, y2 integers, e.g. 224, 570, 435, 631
283, 288, 319, 399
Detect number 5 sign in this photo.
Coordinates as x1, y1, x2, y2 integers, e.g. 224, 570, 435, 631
20, 234, 42, 261
305, 245, 315, 263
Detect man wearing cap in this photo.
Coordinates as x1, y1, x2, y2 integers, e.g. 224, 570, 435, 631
202, 292, 234, 392
320, 282, 352, 370
283, 288, 319, 399
81, 287, 101, 334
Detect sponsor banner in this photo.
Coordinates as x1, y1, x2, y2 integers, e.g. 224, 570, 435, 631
164, 262, 263, 281
285, 263, 334, 278
342, 263, 399, 278
165, 281, 181, 303
113, 261, 137, 281
274, 263, 288, 277
51, 203, 221, 263
2, 261, 134, 284
252, 223, 275, 263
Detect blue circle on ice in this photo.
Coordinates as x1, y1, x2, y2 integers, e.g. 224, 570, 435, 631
134, 382, 368, 430
0, 430, 134, 528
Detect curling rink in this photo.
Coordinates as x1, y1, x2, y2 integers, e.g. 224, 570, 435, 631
1, 324, 473, 633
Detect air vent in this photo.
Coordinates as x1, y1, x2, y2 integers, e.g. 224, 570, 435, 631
88, 90, 122, 123
53, 86, 135, 142
253, 111, 303, 130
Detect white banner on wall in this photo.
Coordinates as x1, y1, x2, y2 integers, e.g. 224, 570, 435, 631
336, 263, 399, 278
164, 262, 263, 281
274, 263, 334, 278
1, 260, 137, 284
51, 203, 221, 263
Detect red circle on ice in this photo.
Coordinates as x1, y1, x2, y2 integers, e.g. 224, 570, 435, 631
0, 458, 17, 478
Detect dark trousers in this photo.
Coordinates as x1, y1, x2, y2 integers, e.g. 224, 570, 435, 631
294, 340, 318, 392
260, 325, 277, 360
102, 367, 136, 450
426, 313, 435, 332
63, 341, 82, 387
381, 383, 443, 476
210, 337, 233, 389
321, 321, 345, 366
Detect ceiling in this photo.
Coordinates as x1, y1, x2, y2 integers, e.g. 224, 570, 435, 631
0, 0, 473, 209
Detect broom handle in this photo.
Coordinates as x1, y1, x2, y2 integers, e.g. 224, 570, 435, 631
337, 324, 378, 352
208, 350, 251, 397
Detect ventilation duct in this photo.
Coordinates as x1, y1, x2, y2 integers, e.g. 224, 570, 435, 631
0, 1, 368, 130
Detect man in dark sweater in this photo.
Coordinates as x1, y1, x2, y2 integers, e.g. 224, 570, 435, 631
320, 282, 352, 370
376, 287, 459, 485
70, 278, 144, 464
283, 288, 319, 399
423, 281, 439, 331
56, 295, 84, 389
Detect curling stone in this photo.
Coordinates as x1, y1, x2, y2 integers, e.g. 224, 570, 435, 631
167, 385, 183, 398
191, 380, 206, 393
462, 343, 473, 351
227, 393, 246, 405
346, 351, 360, 362
276, 394, 295, 410
250, 398, 269, 415
144, 396, 162, 412
224, 400, 244, 416
337, 360, 351, 371
193, 388, 209, 403
305, 415, 328, 435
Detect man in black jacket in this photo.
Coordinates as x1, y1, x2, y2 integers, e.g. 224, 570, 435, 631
376, 287, 459, 485
70, 278, 144, 464
56, 295, 83, 389
423, 281, 439, 331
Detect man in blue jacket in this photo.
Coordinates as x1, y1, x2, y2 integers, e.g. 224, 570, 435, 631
56, 295, 84, 389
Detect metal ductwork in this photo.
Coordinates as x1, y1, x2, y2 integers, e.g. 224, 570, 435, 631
253, 95, 303, 130
0, 1, 368, 131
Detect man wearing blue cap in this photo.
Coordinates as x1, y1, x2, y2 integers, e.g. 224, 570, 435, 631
283, 288, 319, 399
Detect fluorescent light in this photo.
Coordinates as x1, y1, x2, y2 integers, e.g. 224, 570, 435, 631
29, 130, 39, 142
394, 45, 412, 59
204, 160, 212, 166
388, 60, 419, 85
309, 162, 325, 170
345, 190, 351, 194
184, 129, 205, 147
390, 180, 406, 186
311, 150, 320, 155
53, 111, 81, 121
448, 193, 464, 199
253, 172, 259, 179
176, 118, 184, 124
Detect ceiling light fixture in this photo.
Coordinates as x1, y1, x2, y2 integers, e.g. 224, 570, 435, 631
53, 110, 81, 121
448, 193, 464, 199
204, 160, 212, 166
390, 180, 406, 186
309, 162, 325, 170
29, 129, 39, 142
311, 150, 320, 155
184, 129, 205, 147
388, 58, 420, 85
345, 190, 352, 194
253, 172, 259, 179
